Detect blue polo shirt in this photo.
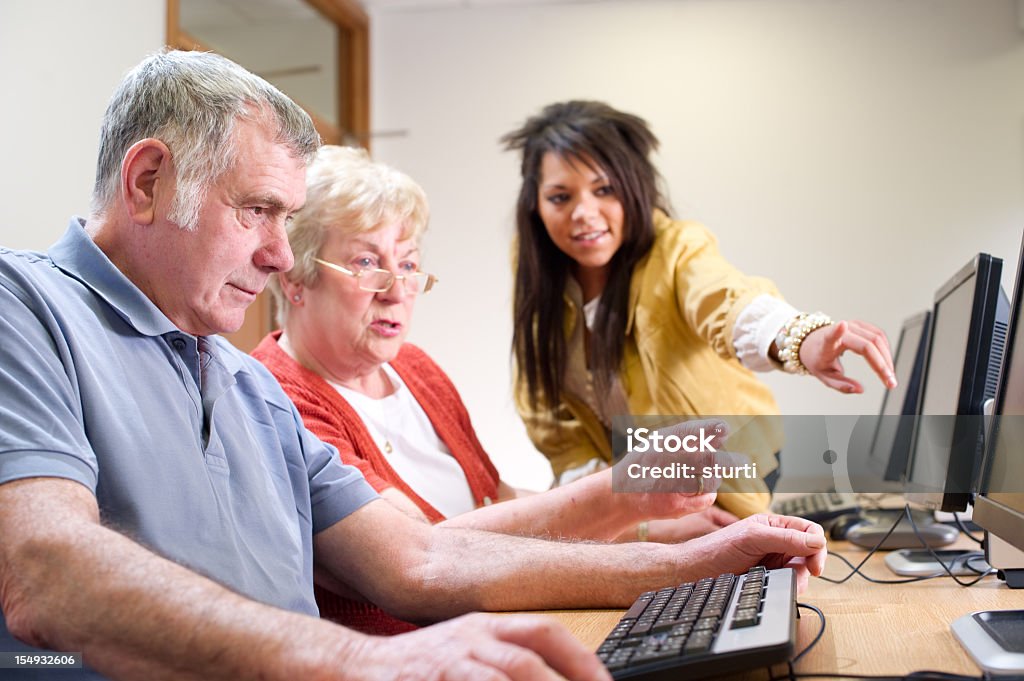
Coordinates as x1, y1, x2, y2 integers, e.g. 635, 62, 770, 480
0, 219, 379, 677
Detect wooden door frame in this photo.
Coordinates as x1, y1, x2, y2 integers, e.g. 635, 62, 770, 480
165, 0, 370, 351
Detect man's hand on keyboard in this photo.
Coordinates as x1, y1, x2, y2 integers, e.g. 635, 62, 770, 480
676, 513, 827, 593
362, 612, 613, 681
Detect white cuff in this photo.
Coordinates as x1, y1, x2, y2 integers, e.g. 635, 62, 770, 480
733, 295, 800, 372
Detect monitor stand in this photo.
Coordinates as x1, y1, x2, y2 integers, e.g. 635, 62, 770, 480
846, 509, 959, 551
885, 548, 988, 577
988, 534, 1024, 589
952, 610, 1024, 675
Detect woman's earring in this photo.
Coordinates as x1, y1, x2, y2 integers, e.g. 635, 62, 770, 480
292, 294, 302, 303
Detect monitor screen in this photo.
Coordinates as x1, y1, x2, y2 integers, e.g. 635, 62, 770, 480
866, 310, 931, 485
904, 253, 1008, 512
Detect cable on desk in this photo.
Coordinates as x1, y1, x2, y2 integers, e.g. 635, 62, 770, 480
767, 603, 828, 681
817, 510, 941, 585
823, 551, 936, 584
901, 506, 996, 587
952, 512, 984, 546
816, 506, 996, 586
816, 510, 904, 584
964, 554, 992, 575
792, 603, 826, 665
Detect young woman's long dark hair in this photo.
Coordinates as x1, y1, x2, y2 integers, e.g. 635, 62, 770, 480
501, 100, 670, 412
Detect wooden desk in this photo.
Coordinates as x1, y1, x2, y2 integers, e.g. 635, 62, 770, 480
524, 540, 1024, 678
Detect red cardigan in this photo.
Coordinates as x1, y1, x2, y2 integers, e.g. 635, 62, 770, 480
252, 332, 500, 634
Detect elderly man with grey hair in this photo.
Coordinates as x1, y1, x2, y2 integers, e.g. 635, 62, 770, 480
0, 50, 826, 681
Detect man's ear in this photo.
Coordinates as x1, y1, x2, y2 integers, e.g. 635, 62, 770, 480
120, 139, 172, 226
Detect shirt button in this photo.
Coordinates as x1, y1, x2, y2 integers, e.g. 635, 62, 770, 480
172, 339, 186, 350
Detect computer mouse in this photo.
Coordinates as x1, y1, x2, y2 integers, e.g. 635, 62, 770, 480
828, 513, 864, 541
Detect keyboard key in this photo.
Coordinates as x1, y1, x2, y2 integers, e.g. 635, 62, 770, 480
731, 615, 760, 629
605, 648, 634, 671
669, 622, 693, 637
623, 595, 653, 618
693, 616, 720, 632
684, 632, 715, 654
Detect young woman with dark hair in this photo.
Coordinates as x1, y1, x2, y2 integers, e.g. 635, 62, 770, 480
503, 100, 896, 523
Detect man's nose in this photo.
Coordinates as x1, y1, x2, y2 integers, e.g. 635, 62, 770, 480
255, 221, 294, 273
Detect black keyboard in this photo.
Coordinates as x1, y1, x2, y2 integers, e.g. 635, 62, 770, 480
597, 567, 797, 680
772, 491, 859, 523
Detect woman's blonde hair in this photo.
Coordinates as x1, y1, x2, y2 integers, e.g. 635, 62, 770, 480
268, 145, 429, 325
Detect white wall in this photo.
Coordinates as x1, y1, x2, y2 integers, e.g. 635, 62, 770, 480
369, 0, 1024, 489
3, 0, 1021, 492
0, 0, 166, 250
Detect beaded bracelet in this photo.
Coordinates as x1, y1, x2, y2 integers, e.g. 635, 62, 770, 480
775, 312, 834, 375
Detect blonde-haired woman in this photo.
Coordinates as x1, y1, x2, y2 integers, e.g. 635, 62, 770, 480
252, 146, 788, 634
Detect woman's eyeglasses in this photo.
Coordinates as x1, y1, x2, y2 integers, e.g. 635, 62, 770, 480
313, 257, 438, 294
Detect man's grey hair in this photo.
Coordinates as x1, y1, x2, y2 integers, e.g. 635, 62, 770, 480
91, 50, 320, 230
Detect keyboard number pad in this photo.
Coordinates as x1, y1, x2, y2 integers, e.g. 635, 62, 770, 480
729, 569, 765, 629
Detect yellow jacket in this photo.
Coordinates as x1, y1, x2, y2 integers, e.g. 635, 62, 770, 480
515, 212, 785, 517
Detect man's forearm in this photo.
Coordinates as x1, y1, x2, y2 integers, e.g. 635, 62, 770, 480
418, 526, 682, 615
392, 514, 828, 619
320, 501, 687, 623
314, 499, 691, 623
0, 478, 363, 681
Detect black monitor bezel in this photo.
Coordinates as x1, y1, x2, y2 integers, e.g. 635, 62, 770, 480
904, 253, 1004, 512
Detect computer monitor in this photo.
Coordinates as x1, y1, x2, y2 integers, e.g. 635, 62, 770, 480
904, 253, 1009, 512
951, 235, 1024, 676
973, 244, 1024, 560
863, 310, 931, 488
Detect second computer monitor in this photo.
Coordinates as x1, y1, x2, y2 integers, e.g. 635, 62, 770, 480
904, 253, 1008, 512
865, 309, 931, 487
